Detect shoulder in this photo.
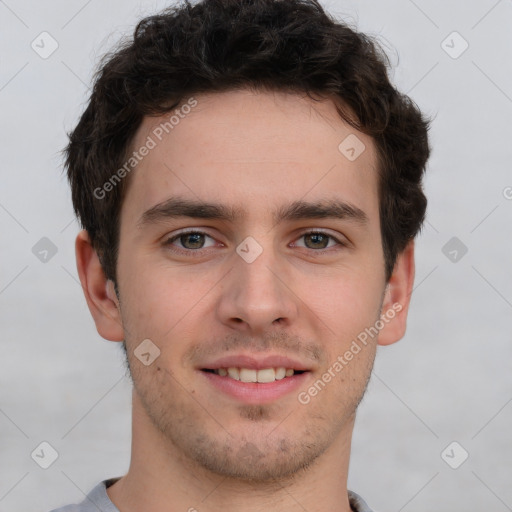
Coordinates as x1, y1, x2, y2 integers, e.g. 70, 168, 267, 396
348, 489, 378, 512
47, 477, 121, 512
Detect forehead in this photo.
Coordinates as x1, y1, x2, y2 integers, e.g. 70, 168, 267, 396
121, 88, 380, 226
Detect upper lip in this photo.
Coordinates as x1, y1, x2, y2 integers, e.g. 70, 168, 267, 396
199, 354, 313, 371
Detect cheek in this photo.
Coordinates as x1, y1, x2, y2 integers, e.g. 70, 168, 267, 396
305, 269, 384, 336
118, 257, 220, 343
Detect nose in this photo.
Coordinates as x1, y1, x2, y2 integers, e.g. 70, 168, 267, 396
215, 242, 299, 335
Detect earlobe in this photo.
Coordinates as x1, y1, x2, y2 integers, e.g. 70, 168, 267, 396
377, 240, 415, 346
75, 230, 125, 342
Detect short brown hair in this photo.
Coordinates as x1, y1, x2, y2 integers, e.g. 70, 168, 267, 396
64, 0, 431, 284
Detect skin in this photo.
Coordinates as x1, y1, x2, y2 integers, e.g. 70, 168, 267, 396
76, 88, 415, 512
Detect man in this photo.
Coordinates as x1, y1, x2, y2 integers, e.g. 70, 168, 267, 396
51, 0, 431, 510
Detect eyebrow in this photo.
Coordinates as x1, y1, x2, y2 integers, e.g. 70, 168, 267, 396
137, 196, 369, 228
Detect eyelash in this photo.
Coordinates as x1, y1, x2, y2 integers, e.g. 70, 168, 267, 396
162, 229, 347, 256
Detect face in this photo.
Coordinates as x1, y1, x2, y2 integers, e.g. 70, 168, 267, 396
94, 89, 409, 481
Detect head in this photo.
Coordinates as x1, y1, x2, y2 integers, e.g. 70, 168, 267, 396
67, 0, 430, 483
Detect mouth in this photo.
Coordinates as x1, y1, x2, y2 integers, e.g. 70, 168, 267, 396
199, 365, 311, 404
197, 354, 313, 403
201, 367, 307, 383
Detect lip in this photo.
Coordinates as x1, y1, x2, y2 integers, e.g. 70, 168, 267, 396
199, 369, 310, 404
198, 354, 313, 371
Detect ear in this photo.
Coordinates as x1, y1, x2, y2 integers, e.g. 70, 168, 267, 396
75, 229, 124, 342
377, 240, 416, 346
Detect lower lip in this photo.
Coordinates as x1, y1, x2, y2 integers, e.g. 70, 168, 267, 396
200, 370, 310, 404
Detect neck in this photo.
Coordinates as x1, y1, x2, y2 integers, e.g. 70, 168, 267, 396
107, 390, 355, 512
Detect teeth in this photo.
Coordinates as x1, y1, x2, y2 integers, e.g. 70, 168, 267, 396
216, 367, 296, 382
227, 367, 239, 380
239, 368, 257, 382
275, 367, 286, 380
255, 368, 275, 383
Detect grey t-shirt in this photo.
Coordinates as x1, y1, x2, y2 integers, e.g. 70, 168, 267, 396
48, 477, 376, 512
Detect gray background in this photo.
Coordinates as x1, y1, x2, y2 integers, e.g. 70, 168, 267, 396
1, 0, 511, 511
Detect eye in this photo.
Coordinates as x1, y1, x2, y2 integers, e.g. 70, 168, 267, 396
163, 230, 217, 251
162, 229, 347, 256
293, 231, 345, 251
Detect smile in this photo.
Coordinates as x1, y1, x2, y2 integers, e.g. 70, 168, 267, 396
203, 367, 304, 383
200, 367, 310, 404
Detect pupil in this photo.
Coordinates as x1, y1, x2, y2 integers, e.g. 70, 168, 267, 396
306, 233, 328, 249
183, 233, 204, 249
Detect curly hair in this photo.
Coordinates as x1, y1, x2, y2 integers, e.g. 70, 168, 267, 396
64, 0, 431, 284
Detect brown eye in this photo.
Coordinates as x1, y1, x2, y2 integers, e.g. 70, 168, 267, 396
291, 230, 349, 254
178, 232, 206, 249
164, 231, 216, 251
303, 232, 331, 249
